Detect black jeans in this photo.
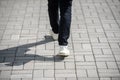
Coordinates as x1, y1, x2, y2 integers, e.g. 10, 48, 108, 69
48, 0, 72, 46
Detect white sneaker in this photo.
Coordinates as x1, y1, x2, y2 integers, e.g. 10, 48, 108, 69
50, 30, 58, 40
57, 46, 70, 57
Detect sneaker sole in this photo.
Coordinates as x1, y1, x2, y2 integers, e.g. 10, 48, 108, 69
57, 53, 69, 57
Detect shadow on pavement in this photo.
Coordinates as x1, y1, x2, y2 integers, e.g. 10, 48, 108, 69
0, 36, 65, 66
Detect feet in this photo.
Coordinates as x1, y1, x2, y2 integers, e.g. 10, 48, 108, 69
50, 30, 70, 57
50, 30, 58, 40
57, 46, 70, 57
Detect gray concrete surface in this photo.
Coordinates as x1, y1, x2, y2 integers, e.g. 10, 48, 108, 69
0, 0, 120, 80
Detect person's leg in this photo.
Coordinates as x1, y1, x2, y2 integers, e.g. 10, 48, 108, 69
48, 0, 59, 34
58, 0, 73, 45
57, 0, 73, 57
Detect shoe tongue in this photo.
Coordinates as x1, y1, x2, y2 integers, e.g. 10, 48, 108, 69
63, 46, 68, 50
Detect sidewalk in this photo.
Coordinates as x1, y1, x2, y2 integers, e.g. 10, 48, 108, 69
0, 0, 120, 80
